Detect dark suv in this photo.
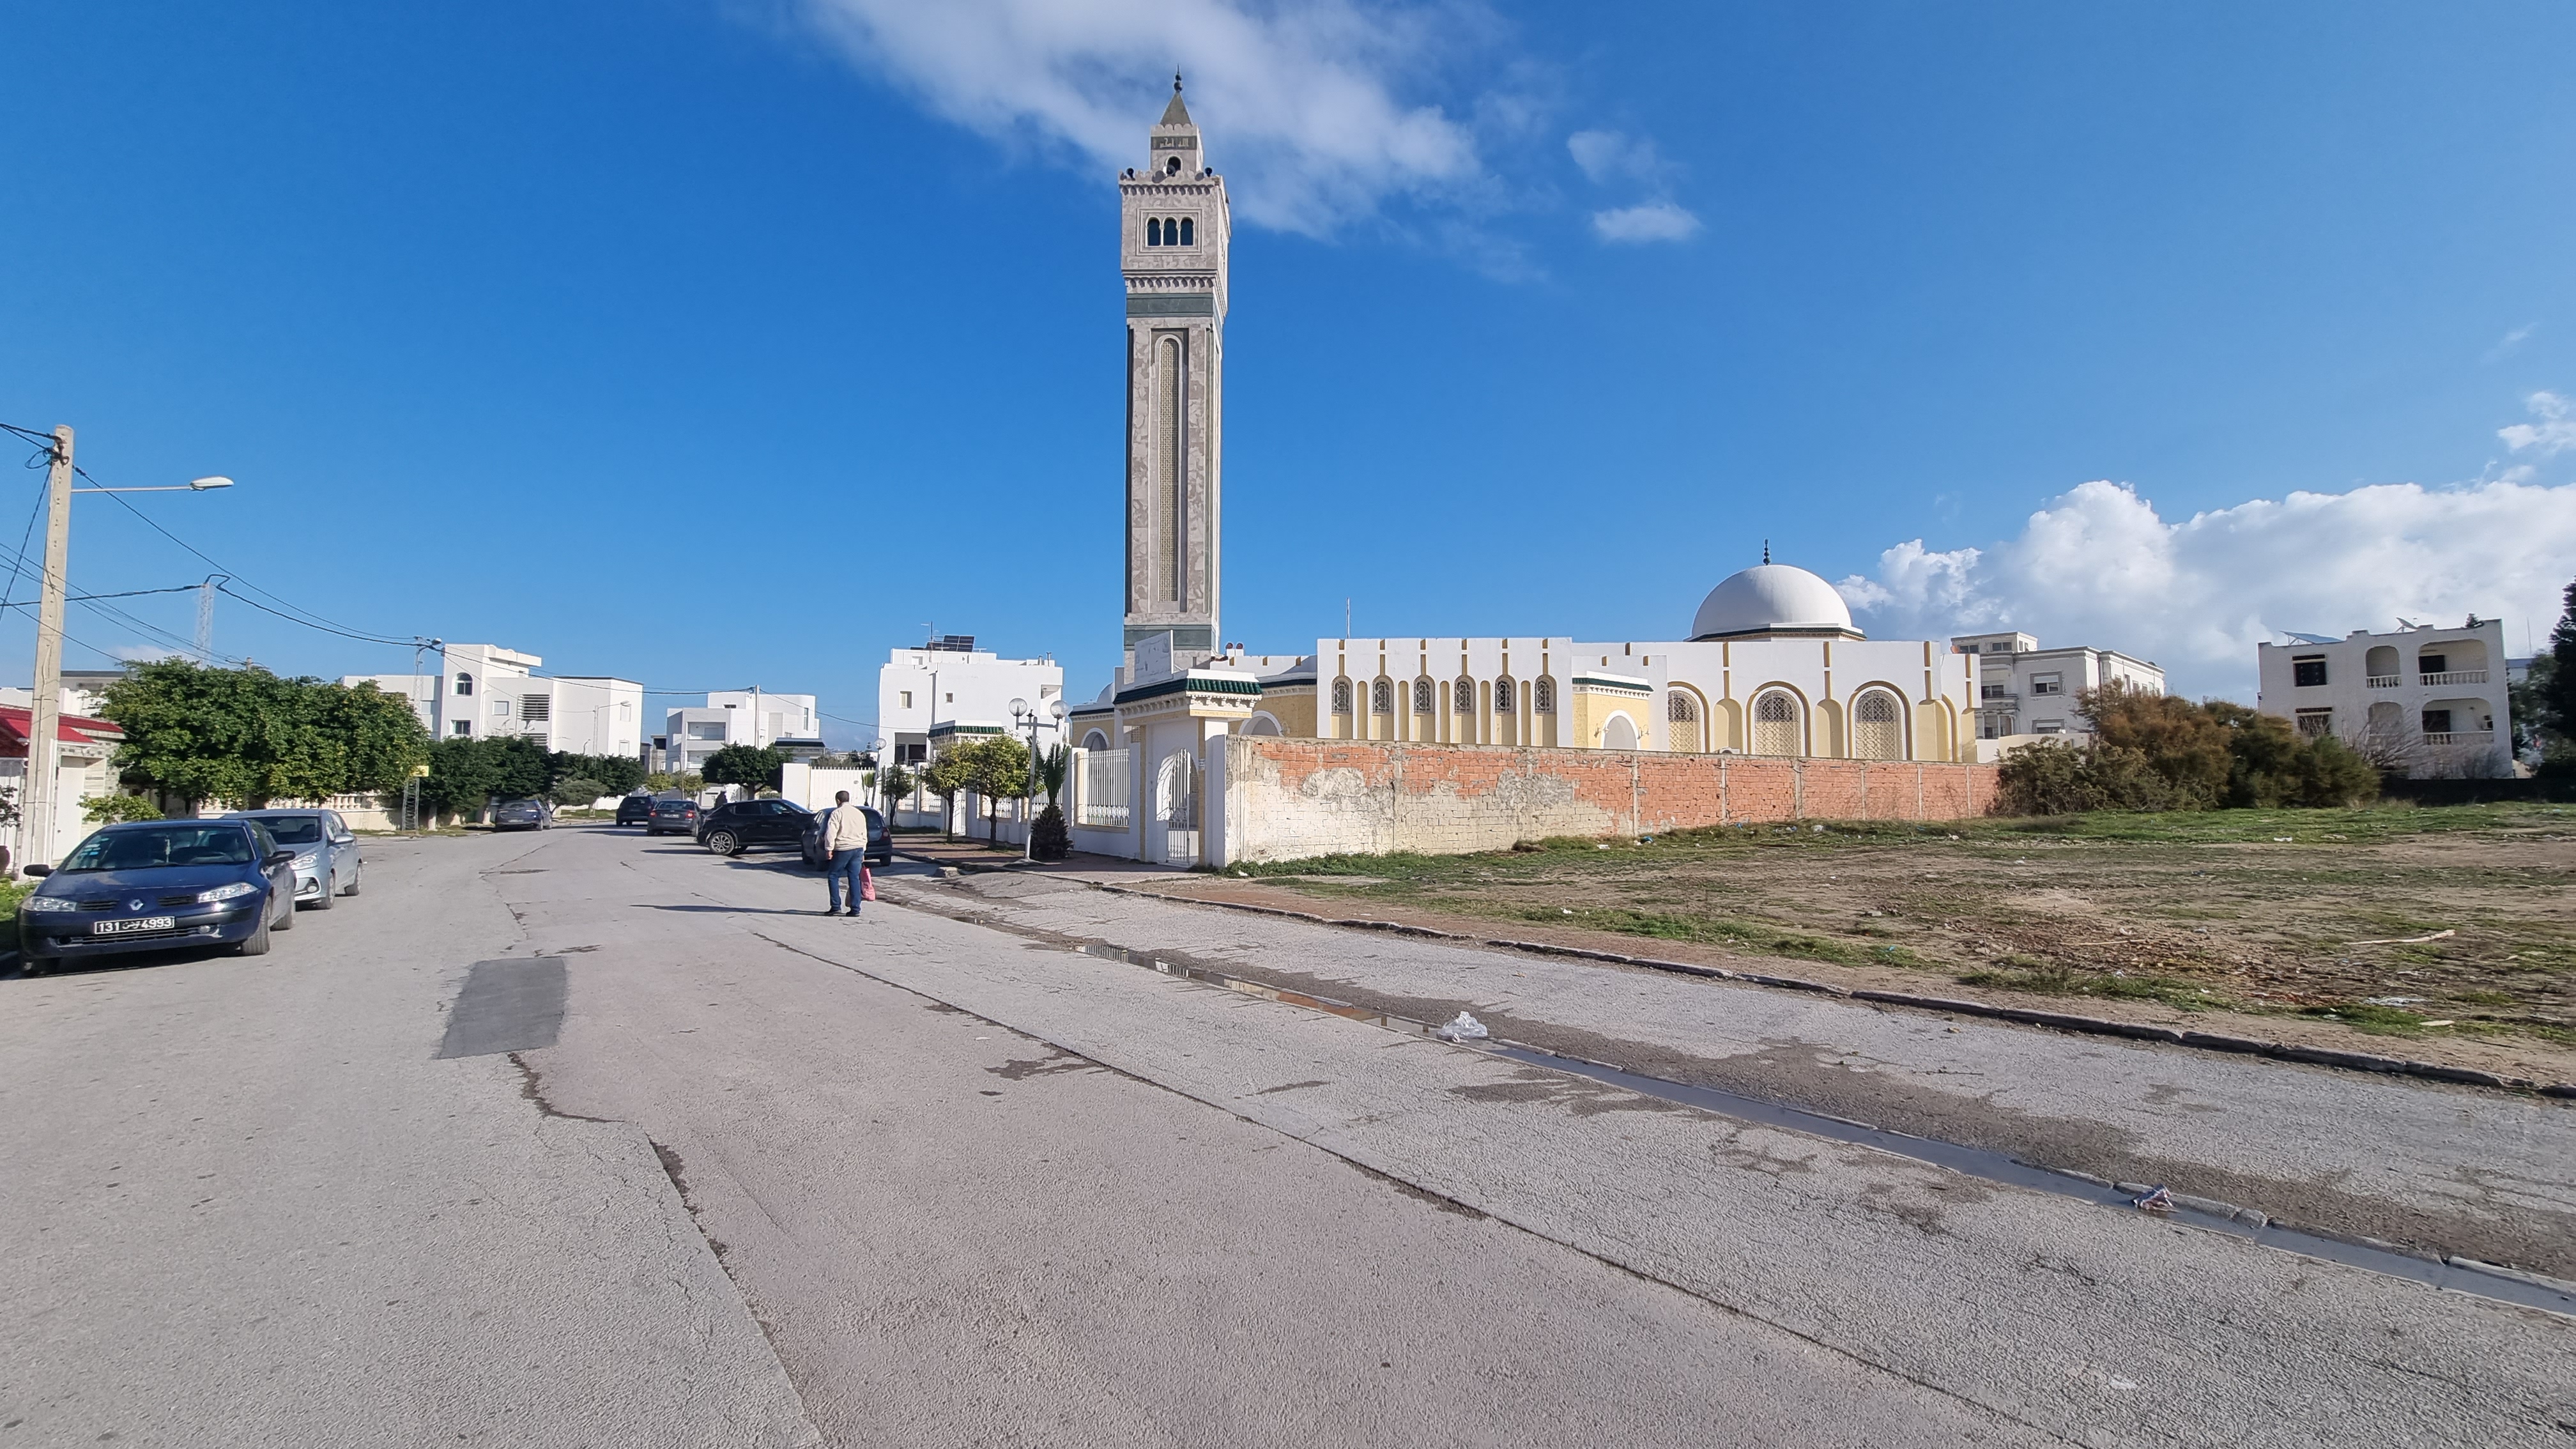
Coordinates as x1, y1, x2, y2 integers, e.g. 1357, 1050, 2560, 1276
615, 795, 656, 827
801, 806, 891, 870
696, 799, 812, 857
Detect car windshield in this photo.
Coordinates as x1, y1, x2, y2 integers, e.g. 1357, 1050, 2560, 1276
654, 801, 690, 812
254, 816, 325, 844
63, 825, 256, 871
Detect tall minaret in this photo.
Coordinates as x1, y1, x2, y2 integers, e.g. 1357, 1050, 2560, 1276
1121, 75, 1229, 669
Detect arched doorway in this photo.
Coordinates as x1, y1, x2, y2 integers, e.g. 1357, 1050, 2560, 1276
1602, 712, 1640, 751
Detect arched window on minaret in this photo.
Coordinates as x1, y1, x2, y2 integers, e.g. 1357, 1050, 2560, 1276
1146, 217, 1161, 247
1166, 155, 1182, 175
1179, 218, 1194, 246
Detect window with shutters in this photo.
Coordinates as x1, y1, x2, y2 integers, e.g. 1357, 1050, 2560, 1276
1532, 677, 1554, 714
1666, 689, 1702, 753
1413, 677, 1434, 714
1494, 678, 1515, 713
521, 694, 551, 723
1370, 678, 1393, 714
1852, 690, 1903, 760
1454, 677, 1475, 714
1330, 678, 1352, 714
1752, 691, 1800, 756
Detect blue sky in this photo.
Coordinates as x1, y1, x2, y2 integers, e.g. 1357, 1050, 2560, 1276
6, 1, 2573, 740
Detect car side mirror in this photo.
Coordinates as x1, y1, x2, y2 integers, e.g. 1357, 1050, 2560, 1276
268, 849, 297, 866
22, 864, 50, 877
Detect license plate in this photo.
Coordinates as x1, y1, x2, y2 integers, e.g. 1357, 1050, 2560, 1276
93, 916, 176, 936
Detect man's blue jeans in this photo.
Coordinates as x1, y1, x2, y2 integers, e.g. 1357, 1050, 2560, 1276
825, 851, 864, 913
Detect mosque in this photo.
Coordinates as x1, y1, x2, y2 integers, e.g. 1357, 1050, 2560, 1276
1062, 83, 1981, 864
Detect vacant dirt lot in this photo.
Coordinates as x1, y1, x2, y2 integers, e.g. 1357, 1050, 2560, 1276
1153, 802, 2576, 1082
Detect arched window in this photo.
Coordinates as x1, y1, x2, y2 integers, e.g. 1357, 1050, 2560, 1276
1413, 677, 1434, 715
1082, 729, 1109, 752
455, 673, 473, 696
1179, 217, 1195, 245
1532, 677, 1554, 714
1853, 690, 1905, 760
1493, 677, 1515, 714
1753, 691, 1800, 756
1453, 677, 1476, 714
1166, 156, 1182, 175
1330, 678, 1352, 714
1146, 217, 1162, 247
1667, 689, 1703, 753
1371, 678, 1393, 714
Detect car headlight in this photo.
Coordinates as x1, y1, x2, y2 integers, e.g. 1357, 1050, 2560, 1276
195, 882, 259, 903
293, 852, 320, 870
24, 895, 77, 913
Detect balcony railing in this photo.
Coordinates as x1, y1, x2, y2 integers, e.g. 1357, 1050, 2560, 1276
2365, 675, 2402, 689
2421, 730, 2492, 747
2421, 670, 2488, 686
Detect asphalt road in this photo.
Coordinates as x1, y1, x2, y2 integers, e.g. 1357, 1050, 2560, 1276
4, 824, 2572, 1446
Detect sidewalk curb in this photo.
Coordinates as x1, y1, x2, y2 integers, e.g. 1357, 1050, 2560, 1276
1070, 881, 2576, 1100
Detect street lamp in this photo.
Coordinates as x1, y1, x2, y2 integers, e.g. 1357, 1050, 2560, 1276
1008, 696, 1070, 861
19, 426, 234, 870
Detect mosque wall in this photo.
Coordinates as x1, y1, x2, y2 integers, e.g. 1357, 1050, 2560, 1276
1211, 735, 1997, 865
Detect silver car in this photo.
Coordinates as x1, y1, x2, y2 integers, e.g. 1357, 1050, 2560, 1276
227, 808, 362, 909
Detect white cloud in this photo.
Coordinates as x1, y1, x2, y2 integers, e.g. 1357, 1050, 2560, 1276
1567, 128, 1666, 185
2499, 390, 2575, 456
789, 0, 1494, 236
1590, 200, 1701, 243
1839, 476, 2576, 700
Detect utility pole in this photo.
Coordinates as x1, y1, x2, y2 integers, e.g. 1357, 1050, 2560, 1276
24, 427, 75, 870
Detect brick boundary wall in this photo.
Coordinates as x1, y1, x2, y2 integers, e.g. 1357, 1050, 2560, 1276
1215, 736, 1997, 864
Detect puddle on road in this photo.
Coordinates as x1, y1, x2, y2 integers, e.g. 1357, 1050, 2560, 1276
1071, 943, 2576, 1319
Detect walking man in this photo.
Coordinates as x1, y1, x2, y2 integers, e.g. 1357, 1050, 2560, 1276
820, 790, 870, 917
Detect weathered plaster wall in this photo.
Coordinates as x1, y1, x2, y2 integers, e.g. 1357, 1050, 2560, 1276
1216, 736, 1997, 864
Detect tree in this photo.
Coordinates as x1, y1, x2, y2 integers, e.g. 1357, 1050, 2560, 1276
2079, 681, 2228, 808
82, 793, 162, 824
961, 735, 1032, 845
2527, 579, 2576, 775
550, 776, 609, 808
548, 751, 645, 796
420, 736, 549, 823
919, 748, 974, 841
702, 744, 785, 799
1026, 743, 1071, 860
100, 661, 429, 808
878, 762, 917, 815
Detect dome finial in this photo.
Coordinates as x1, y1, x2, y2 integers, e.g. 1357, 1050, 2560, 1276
1174, 72, 1184, 95
1762, 539, 1771, 565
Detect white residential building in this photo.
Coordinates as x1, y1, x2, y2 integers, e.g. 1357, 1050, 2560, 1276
1952, 632, 2165, 756
878, 637, 1064, 767
342, 643, 644, 759
2256, 618, 2514, 778
656, 690, 822, 774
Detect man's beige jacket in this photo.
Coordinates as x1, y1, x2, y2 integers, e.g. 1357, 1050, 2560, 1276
820, 805, 871, 855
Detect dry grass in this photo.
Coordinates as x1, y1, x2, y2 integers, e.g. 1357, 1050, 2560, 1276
1226, 803, 2576, 1049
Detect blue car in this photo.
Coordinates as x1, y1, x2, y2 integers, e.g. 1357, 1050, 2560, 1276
17, 818, 298, 976
227, 808, 362, 909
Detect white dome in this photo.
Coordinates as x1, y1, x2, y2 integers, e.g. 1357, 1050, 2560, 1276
1689, 564, 1859, 641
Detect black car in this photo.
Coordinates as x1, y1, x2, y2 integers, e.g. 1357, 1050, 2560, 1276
17, 818, 298, 974
643, 799, 702, 836
615, 795, 656, 827
492, 798, 551, 832
800, 806, 892, 870
696, 799, 812, 857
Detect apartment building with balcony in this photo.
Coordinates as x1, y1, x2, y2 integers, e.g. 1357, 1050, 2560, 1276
2255, 618, 2514, 778
654, 690, 823, 774
1952, 632, 2165, 758
877, 636, 1063, 768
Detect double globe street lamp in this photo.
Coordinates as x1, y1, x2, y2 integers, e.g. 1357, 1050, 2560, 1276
1008, 696, 1068, 860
